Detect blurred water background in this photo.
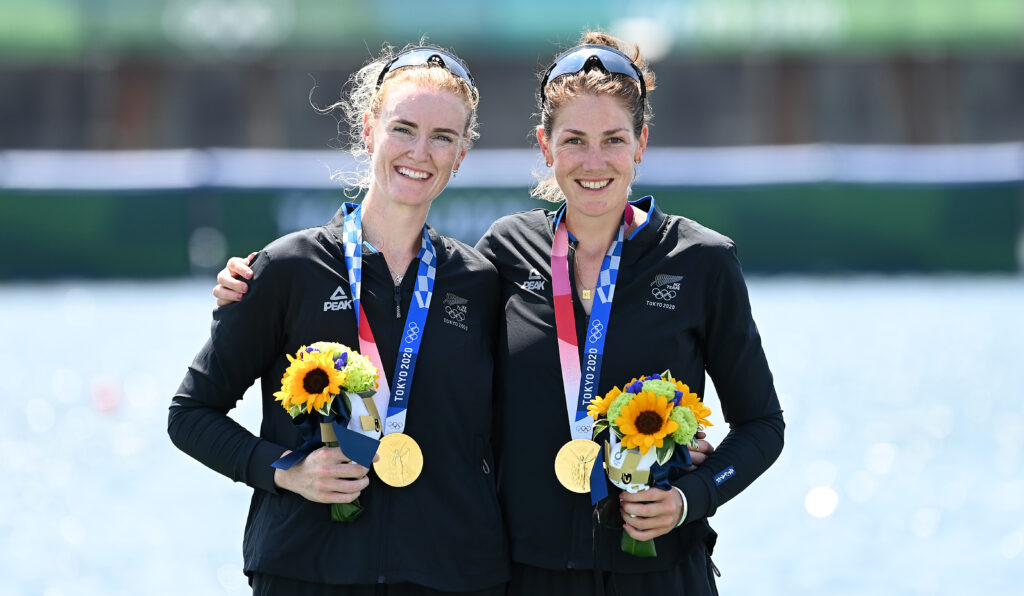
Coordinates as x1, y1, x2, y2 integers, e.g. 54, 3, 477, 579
4, 1, 1024, 594
2, 275, 1021, 595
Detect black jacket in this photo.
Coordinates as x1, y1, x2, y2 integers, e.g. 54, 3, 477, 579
168, 206, 508, 590
475, 197, 785, 573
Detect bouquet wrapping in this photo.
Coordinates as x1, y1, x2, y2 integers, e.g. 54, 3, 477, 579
271, 341, 381, 522
589, 371, 713, 557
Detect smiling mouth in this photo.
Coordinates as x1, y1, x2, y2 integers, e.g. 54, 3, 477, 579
397, 166, 431, 180
577, 179, 611, 190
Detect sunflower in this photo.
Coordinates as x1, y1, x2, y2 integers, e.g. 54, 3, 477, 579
588, 386, 621, 420
615, 390, 679, 454
677, 390, 713, 429
274, 350, 346, 414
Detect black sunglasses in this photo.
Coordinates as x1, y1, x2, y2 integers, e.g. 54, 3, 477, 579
540, 44, 647, 108
375, 46, 477, 97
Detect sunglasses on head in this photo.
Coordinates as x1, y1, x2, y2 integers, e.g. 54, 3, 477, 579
540, 44, 647, 108
375, 46, 477, 97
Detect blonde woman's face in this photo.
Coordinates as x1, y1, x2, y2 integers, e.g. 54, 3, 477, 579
538, 93, 647, 220
363, 81, 469, 209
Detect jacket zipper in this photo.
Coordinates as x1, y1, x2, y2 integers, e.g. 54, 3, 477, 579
394, 282, 402, 319
376, 484, 391, 583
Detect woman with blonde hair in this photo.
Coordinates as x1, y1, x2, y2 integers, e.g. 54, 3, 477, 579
170, 45, 508, 595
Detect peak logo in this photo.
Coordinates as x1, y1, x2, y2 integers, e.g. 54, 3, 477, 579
324, 286, 353, 311
518, 268, 546, 291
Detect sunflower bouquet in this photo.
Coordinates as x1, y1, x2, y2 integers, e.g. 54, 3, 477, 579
272, 341, 380, 522
588, 371, 713, 557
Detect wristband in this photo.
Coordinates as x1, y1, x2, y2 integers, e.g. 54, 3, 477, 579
672, 486, 688, 527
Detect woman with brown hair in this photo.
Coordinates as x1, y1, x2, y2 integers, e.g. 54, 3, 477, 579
475, 32, 784, 594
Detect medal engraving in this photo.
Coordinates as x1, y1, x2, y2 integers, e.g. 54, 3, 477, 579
554, 439, 600, 493
373, 433, 423, 487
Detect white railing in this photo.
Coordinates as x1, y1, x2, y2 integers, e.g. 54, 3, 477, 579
2, 144, 1023, 190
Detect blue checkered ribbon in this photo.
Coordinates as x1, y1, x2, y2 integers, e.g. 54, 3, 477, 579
342, 203, 436, 436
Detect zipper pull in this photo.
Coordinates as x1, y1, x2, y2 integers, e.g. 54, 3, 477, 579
394, 283, 402, 318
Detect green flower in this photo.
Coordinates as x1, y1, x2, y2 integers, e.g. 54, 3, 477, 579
607, 392, 636, 427
342, 351, 379, 393
641, 379, 677, 401
669, 406, 698, 445
309, 341, 342, 357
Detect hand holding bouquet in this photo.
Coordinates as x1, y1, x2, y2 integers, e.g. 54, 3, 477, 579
272, 341, 381, 521
589, 371, 712, 557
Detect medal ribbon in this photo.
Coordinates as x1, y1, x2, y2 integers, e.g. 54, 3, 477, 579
550, 205, 629, 442
343, 203, 436, 436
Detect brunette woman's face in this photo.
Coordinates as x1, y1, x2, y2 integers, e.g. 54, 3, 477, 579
363, 80, 469, 209
538, 93, 648, 220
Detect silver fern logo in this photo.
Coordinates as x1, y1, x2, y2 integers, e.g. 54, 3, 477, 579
443, 292, 469, 329
648, 274, 682, 309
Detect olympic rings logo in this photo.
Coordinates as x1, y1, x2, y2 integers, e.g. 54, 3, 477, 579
404, 322, 421, 343
444, 306, 466, 321
576, 424, 591, 433
388, 421, 402, 430
651, 288, 677, 301
588, 321, 604, 343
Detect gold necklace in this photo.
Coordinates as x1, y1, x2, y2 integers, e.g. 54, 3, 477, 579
573, 251, 596, 300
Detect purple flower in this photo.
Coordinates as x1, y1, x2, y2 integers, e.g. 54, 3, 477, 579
305, 347, 316, 354
334, 352, 349, 370
648, 373, 662, 381
625, 380, 644, 394
673, 390, 683, 405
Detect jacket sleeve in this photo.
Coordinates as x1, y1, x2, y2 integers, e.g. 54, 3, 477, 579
673, 243, 785, 522
167, 250, 291, 494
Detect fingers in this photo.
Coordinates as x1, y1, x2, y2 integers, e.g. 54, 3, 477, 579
622, 524, 671, 544
279, 448, 374, 504
217, 267, 249, 294
688, 440, 713, 466
620, 489, 673, 517
695, 438, 715, 456
331, 461, 372, 480
227, 256, 254, 280
309, 447, 370, 478
213, 256, 254, 306
619, 488, 669, 504
212, 284, 243, 307
619, 488, 683, 540
311, 475, 370, 504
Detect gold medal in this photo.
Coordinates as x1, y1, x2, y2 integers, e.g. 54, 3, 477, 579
554, 438, 601, 493
373, 433, 423, 487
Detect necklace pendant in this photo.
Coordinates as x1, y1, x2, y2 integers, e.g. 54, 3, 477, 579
581, 288, 593, 300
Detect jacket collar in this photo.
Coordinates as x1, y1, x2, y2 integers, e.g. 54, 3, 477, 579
325, 202, 447, 263
547, 195, 664, 264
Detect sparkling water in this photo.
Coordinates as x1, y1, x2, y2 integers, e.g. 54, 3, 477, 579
1, 277, 1021, 595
